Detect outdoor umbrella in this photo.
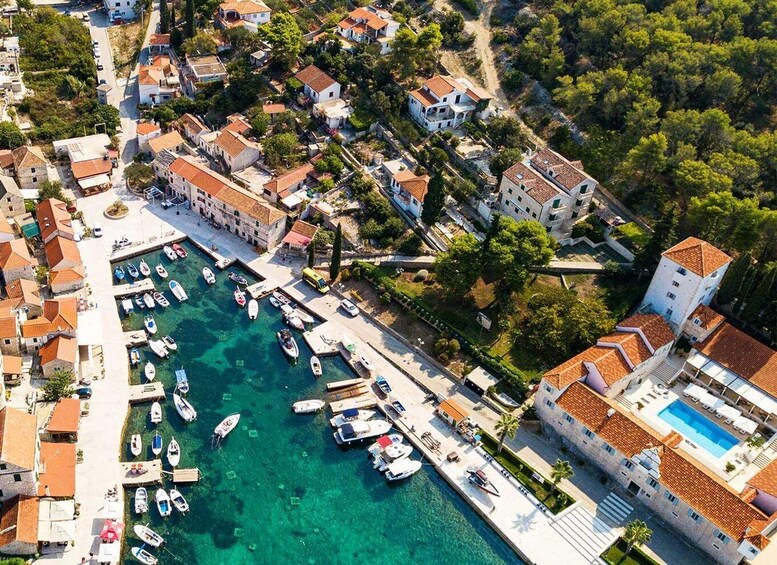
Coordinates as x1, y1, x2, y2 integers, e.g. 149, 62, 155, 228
100, 519, 124, 543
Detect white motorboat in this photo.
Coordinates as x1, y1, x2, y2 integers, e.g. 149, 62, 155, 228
133, 524, 164, 547
293, 399, 326, 414
155, 488, 172, 517
163, 245, 177, 261
130, 434, 142, 457
151, 431, 163, 456
143, 293, 156, 309
169, 280, 188, 302
170, 488, 189, 513
202, 267, 216, 285
373, 443, 414, 472
144, 315, 158, 335
149, 340, 169, 358
150, 402, 162, 425
134, 487, 148, 514
167, 436, 180, 467
162, 335, 177, 351
139, 260, 151, 277
384, 459, 422, 481
269, 296, 281, 308
212, 413, 240, 446
131, 547, 158, 565
155, 264, 168, 278
248, 299, 258, 320
173, 392, 197, 422
294, 309, 315, 324
277, 329, 299, 360
144, 362, 156, 382
272, 291, 290, 306
280, 303, 294, 317
153, 291, 170, 308
333, 420, 392, 445
310, 355, 322, 377
175, 368, 189, 394
329, 409, 376, 428
285, 314, 305, 331
359, 354, 374, 372
367, 434, 404, 454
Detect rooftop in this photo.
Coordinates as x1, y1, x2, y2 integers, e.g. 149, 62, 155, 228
0, 238, 33, 270
393, 169, 430, 202
46, 398, 80, 434
36, 199, 73, 241
0, 496, 39, 549
148, 130, 184, 155
295, 64, 337, 93
662, 237, 732, 277
37, 442, 77, 498
40, 334, 78, 366
0, 407, 37, 470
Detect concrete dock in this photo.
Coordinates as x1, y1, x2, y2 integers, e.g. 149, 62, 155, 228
124, 330, 148, 348
172, 468, 201, 484
113, 278, 156, 298
326, 378, 364, 391
303, 323, 339, 357
329, 395, 378, 413
120, 460, 162, 487
128, 382, 165, 404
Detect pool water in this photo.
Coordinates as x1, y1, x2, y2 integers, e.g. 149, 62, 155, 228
657, 400, 739, 458
118, 241, 521, 564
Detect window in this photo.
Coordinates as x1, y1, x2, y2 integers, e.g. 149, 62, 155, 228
621, 458, 634, 470
0, 463, 5, 470
532, 212, 537, 218
544, 399, 555, 410
329, 91, 334, 98
666, 308, 673, 317
575, 199, 583, 207
693, 317, 701, 326
677, 267, 687, 276
544, 384, 553, 394
647, 478, 659, 490
562, 413, 574, 424
517, 196, 522, 202
664, 491, 678, 505
580, 184, 588, 194
715, 531, 729, 545
666, 292, 676, 300
31, 168, 35, 173
688, 509, 701, 523
549, 214, 556, 222
672, 281, 680, 287
552, 198, 561, 209
32, 177, 37, 183
602, 442, 614, 454
3, 339, 9, 345
13, 473, 22, 482
583, 428, 594, 439
508, 188, 513, 194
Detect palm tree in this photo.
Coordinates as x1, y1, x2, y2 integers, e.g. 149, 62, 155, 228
550, 459, 574, 493
494, 413, 520, 454
622, 520, 653, 556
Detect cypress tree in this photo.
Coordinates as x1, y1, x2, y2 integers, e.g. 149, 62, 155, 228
330, 224, 342, 280
716, 252, 751, 305
634, 204, 677, 276
307, 241, 315, 268
741, 263, 777, 322
160, 0, 169, 34
185, 0, 195, 38
421, 172, 445, 226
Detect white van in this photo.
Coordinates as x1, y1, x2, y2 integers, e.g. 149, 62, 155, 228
93, 222, 103, 238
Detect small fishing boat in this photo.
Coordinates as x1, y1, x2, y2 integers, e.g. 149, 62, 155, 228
292, 399, 326, 414
155, 488, 171, 517
202, 267, 216, 285
139, 260, 151, 277
248, 299, 258, 320
234, 286, 246, 307
134, 487, 148, 514
162, 335, 177, 351
130, 348, 141, 366
167, 436, 180, 467
150, 402, 162, 425
329, 409, 377, 428
133, 524, 164, 547
229, 272, 248, 286
151, 432, 163, 456
272, 291, 290, 306
144, 362, 156, 382
277, 329, 299, 360
134, 295, 144, 310
131, 547, 158, 565
149, 340, 169, 359
310, 355, 322, 377
175, 368, 189, 394
155, 264, 168, 278
294, 309, 315, 324
153, 292, 170, 308
375, 376, 392, 395
131, 434, 142, 457
341, 334, 357, 354
389, 400, 407, 418
173, 392, 197, 423
170, 488, 189, 513
212, 413, 240, 445
467, 468, 501, 497
144, 315, 158, 335
285, 314, 304, 331
269, 296, 281, 308
359, 354, 374, 372
169, 280, 188, 302
384, 459, 422, 481
127, 263, 140, 279
172, 243, 187, 259
163, 245, 177, 261
143, 293, 155, 309
114, 265, 125, 281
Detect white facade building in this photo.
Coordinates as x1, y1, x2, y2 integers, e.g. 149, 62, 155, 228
295, 65, 340, 105
336, 6, 400, 55
216, 0, 271, 32
408, 75, 493, 132
103, 0, 137, 21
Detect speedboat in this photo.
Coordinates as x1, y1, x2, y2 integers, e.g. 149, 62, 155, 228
139, 260, 151, 277
130, 348, 141, 366
162, 335, 177, 351
163, 245, 177, 261
153, 292, 170, 308
170, 488, 189, 513
384, 459, 422, 481
134, 295, 144, 310
114, 265, 125, 281
134, 487, 148, 514
169, 280, 188, 302
285, 314, 304, 331
330, 409, 377, 428
131, 434, 142, 457
127, 263, 140, 278
366, 434, 404, 454
131, 547, 158, 565
144, 315, 157, 335
167, 436, 180, 467
150, 402, 162, 425
155, 264, 168, 278
272, 291, 290, 306
133, 524, 164, 547
151, 431, 163, 456
293, 399, 326, 414
333, 420, 392, 445
277, 329, 299, 361
175, 368, 189, 394
229, 272, 248, 286
172, 243, 187, 258
149, 340, 169, 358
173, 392, 197, 422
234, 286, 246, 307
212, 413, 240, 446
373, 443, 414, 472
467, 468, 500, 496
143, 293, 155, 309
248, 299, 258, 320
359, 354, 374, 372
310, 355, 322, 378
144, 362, 156, 382
202, 267, 216, 285
155, 488, 171, 517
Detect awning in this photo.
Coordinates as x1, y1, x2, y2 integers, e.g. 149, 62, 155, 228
376, 435, 393, 448
342, 408, 359, 418
684, 383, 704, 399
716, 404, 741, 421
686, 351, 708, 370
38, 519, 76, 542
698, 391, 716, 407
707, 398, 725, 412
21, 222, 40, 239
78, 173, 111, 190
733, 416, 758, 434
100, 519, 124, 542
98, 542, 121, 563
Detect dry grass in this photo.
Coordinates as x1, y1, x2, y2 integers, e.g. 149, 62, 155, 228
107, 22, 144, 76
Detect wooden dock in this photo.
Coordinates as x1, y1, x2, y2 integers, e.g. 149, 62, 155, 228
113, 278, 156, 298
128, 382, 165, 404
329, 395, 378, 413
124, 330, 148, 348
173, 468, 201, 484
326, 378, 365, 392
120, 459, 162, 487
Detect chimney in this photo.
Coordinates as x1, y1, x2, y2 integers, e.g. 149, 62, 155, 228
606, 408, 616, 418
45, 484, 51, 496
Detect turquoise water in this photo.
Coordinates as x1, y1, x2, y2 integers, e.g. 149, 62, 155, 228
657, 400, 739, 457
118, 241, 521, 565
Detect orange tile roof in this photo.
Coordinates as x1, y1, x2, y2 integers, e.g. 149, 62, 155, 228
40, 334, 77, 366
438, 398, 469, 422
544, 345, 632, 390
0, 407, 37, 470
409, 87, 439, 108
530, 147, 590, 191
45, 236, 82, 270
136, 122, 161, 135
219, 0, 270, 14
0, 216, 13, 235
223, 114, 251, 135
0, 315, 18, 339
0, 238, 33, 270
262, 103, 286, 114
424, 75, 462, 98
214, 130, 255, 158
348, 7, 391, 30
5, 278, 41, 307
37, 442, 77, 498
289, 219, 318, 240
295, 65, 336, 93
749, 459, 777, 496
177, 113, 209, 136
22, 298, 77, 338
12, 146, 46, 169
3, 355, 22, 374
689, 304, 725, 331
393, 170, 430, 202
149, 33, 170, 45
148, 131, 184, 154
0, 495, 39, 548
662, 237, 732, 277
36, 199, 73, 241
598, 332, 652, 367
264, 163, 315, 193
502, 161, 560, 204
617, 314, 675, 351
47, 398, 80, 435
70, 157, 112, 180
49, 266, 85, 287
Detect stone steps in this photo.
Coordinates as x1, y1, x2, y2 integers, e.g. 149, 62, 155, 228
551, 505, 620, 563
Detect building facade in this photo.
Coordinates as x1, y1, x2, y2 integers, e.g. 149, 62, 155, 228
215, 0, 271, 32
408, 75, 492, 132
103, 0, 137, 21
335, 6, 399, 55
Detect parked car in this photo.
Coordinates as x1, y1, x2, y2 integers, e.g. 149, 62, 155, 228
75, 387, 93, 399
93, 222, 103, 237
97, 63, 104, 71
340, 299, 359, 317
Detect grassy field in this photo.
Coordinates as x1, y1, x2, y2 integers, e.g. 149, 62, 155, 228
601, 539, 659, 565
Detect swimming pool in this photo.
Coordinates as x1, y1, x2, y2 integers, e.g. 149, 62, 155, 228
657, 400, 739, 458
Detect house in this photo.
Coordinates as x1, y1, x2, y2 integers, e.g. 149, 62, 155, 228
36, 442, 76, 499
215, 0, 271, 32
0, 239, 34, 283
436, 398, 468, 427
103, 0, 137, 21
176, 113, 210, 145
0, 216, 14, 243
10, 146, 49, 193
2, 354, 22, 385
36, 199, 73, 244
0, 406, 39, 502
295, 65, 341, 104
497, 147, 598, 236
152, 149, 179, 181
313, 98, 353, 130
138, 55, 180, 105
336, 6, 399, 55
21, 297, 77, 352
148, 130, 185, 157
136, 122, 162, 152
261, 162, 317, 204
262, 103, 286, 118
181, 55, 228, 97
44, 236, 85, 294
168, 156, 288, 249
148, 33, 170, 54
52, 134, 115, 193
641, 237, 732, 332
212, 130, 260, 172
70, 157, 113, 193
408, 75, 493, 132
0, 495, 38, 555
0, 313, 20, 355
390, 169, 429, 220
0, 176, 23, 217
6, 278, 43, 317
281, 219, 318, 254
45, 398, 80, 442
40, 335, 78, 379
223, 113, 251, 135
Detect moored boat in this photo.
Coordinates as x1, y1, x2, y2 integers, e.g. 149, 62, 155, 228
127, 263, 139, 278
293, 309, 314, 324
277, 329, 299, 361
234, 286, 246, 307
248, 299, 258, 320
155, 488, 171, 517
129, 348, 141, 366
143, 293, 155, 309
466, 468, 500, 497
153, 292, 170, 308
134, 295, 144, 310
359, 354, 374, 373
293, 399, 326, 414
212, 413, 240, 446
131, 547, 158, 565
155, 264, 168, 278
341, 334, 357, 354
366, 434, 404, 454
333, 420, 392, 445
144, 362, 156, 382
162, 335, 177, 351
229, 272, 248, 286
169, 280, 188, 302
163, 246, 177, 261
151, 431, 163, 456
170, 488, 189, 513
134, 487, 148, 514
175, 368, 189, 394
150, 402, 162, 425
373, 443, 414, 472
114, 265, 125, 281
202, 267, 216, 285
310, 355, 322, 378
375, 376, 391, 395
131, 434, 142, 457
269, 296, 281, 308
167, 436, 180, 467
172, 243, 187, 258
148, 340, 169, 359
329, 409, 376, 428
144, 315, 157, 335
173, 392, 197, 422
285, 313, 304, 331
384, 459, 422, 481
139, 260, 151, 277
133, 524, 164, 547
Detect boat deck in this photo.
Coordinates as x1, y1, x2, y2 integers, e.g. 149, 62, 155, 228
113, 278, 156, 298
128, 382, 165, 404
329, 395, 378, 413
120, 459, 162, 486
124, 330, 149, 348
303, 322, 340, 357
172, 468, 201, 484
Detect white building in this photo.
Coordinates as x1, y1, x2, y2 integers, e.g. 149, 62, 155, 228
335, 6, 400, 55
138, 55, 180, 105
641, 237, 732, 332
215, 0, 271, 32
408, 75, 493, 132
497, 147, 597, 235
313, 99, 353, 131
385, 165, 429, 220
212, 129, 260, 172
181, 55, 228, 97
103, 0, 137, 21
294, 65, 340, 105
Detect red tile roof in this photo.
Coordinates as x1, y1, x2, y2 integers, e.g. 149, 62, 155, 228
393, 170, 430, 202
688, 304, 725, 331
617, 314, 675, 351
0, 407, 37, 470
0, 239, 33, 270
502, 161, 560, 204
409, 87, 439, 108
662, 237, 732, 277
749, 459, 777, 497
530, 147, 590, 191
295, 65, 336, 93
36, 199, 73, 241
44, 235, 82, 270
37, 442, 77, 498
71, 157, 112, 180
264, 163, 315, 194
46, 398, 80, 434
136, 122, 161, 135
40, 334, 78, 366
0, 495, 39, 549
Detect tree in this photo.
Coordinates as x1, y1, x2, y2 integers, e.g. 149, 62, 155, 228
42, 369, 75, 402
634, 204, 677, 275
716, 252, 751, 305
0, 122, 25, 149
741, 262, 777, 321
330, 223, 342, 280
495, 413, 520, 454
182, 32, 217, 56
440, 9, 465, 45
160, 0, 169, 34
307, 242, 315, 268
125, 163, 155, 190
550, 459, 573, 492
261, 13, 303, 70
434, 234, 482, 296
485, 217, 556, 292
38, 180, 66, 202
185, 0, 195, 38
622, 520, 653, 556
263, 132, 299, 167
489, 148, 523, 181
421, 173, 445, 226
250, 111, 270, 137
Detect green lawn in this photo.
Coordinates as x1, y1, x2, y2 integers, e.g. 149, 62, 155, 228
602, 539, 659, 565
613, 223, 650, 252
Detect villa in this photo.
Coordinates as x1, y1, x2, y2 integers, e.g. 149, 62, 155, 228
175, 113, 210, 145
389, 169, 430, 221
408, 75, 493, 132
138, 55, 181, 105
215, 0, 271, 32
335, 6, 400, 55
295, 65, 341, 105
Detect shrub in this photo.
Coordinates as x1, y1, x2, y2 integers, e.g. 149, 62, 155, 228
348, 108, 374, 131
340, 268, 351, 281
414, 269, 429, 282
285, 76, 304, 93
491, 30, 510, 44
380, 291, 392, 304
571, 215, 605, 243
452, 0, 479, 15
